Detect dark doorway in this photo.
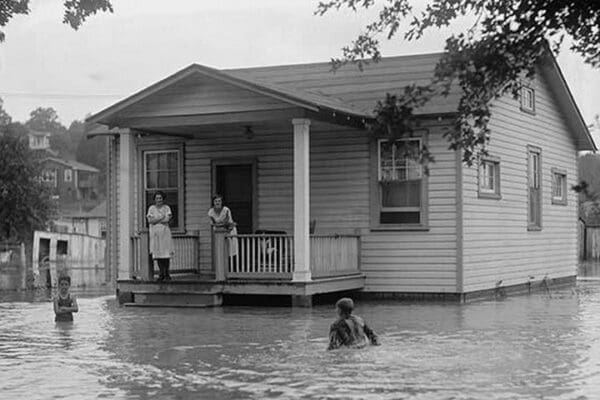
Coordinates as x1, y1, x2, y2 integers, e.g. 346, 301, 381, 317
215, 164, 254, 234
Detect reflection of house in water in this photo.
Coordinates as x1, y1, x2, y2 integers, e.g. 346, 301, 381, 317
88, 51, 595, 306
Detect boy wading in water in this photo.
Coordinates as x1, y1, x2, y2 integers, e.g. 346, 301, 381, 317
54, 276, 79, 322
327, 297, 380, 350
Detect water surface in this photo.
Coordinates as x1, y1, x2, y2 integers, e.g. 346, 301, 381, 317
1, 283, 600, 399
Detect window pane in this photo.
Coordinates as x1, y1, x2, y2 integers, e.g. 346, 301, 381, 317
168, 152, 178, 170
169, 171, 178, 187
381, 181, 420, 208
147, 154, 158, 170
158, 153, 168, 169
158, 171, 169, 188
147, 171, 158, 189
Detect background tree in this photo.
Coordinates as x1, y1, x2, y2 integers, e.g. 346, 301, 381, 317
0, 97, 12, 126
0, 0, 113, 42
317, 0, 600, 165
0, 122, 53, 243
73, 120, 107, 195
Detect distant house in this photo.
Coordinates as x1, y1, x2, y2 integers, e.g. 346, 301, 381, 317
27, 130, 58, 156
54, 201, 107, 237
40, 157, 100, 201
88, 50, 595, 305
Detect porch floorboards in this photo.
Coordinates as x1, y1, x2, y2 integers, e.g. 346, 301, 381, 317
117, 273, 366, 307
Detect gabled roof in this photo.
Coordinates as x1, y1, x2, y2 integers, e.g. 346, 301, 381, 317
27, 129, 51, 137
86, 52, 594, 151
42, 157, 100, 173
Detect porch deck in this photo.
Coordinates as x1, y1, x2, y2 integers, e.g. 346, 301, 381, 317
119, 231, 365, 307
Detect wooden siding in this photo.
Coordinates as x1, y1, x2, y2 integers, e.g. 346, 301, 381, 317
361, 121, 458, 293
131, 120, 458, 293
120, 74, 298, 119
461, 70, 579, 292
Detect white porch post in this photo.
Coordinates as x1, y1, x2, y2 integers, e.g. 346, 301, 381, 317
292, 118, 311, 282
118, 130, 134, 280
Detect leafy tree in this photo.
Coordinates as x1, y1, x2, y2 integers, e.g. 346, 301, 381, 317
73, 120, 107, 194
0, 123, 53, 243
0, 0, 113, 42
0, 97, 11, 126
317, 0, 600, 165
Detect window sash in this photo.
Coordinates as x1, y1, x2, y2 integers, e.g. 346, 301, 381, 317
377, 138, 424, 225
521, 86, 535, 112
143, 149, 182, 230
480, 161, 496, 192
528, 148, 542, 228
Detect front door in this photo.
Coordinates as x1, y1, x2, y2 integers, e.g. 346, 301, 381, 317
215, 164, 254, 234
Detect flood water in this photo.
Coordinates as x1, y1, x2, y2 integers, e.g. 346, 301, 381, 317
1, 281, 600, 399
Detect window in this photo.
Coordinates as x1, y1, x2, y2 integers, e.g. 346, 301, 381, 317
42, 169, 57, 187
527, 146, 542, 230
64, 169, 72, 182
478, 155, 501, 199
551, 168, 567, 205
520, 85, 535, 114
143, 148, 183, 230
375, 137, 426, 227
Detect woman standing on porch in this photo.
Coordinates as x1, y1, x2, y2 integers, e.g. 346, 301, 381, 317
147, 191, 174, 281
208, 194, 238, 258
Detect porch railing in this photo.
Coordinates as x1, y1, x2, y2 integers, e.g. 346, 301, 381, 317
227, 234, 295, 278
310, 235, 361, 278
214, 231, 361, 280
131, 231, 199, 279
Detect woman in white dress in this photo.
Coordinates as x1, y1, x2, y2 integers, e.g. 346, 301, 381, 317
208, 194, 238, 258
147, 191, 174, 281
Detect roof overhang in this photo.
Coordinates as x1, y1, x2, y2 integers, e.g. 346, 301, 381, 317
540, 53, 597, 152
85, 63, 372, 131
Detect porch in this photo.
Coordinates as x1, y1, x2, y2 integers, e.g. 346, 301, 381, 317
119, 229, 365, 307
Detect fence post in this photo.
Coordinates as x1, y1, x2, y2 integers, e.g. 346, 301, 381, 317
20, 243, 27, 290
212, 227, 229, 281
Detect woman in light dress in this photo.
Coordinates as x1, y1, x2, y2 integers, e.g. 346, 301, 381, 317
147, 191, 174, 281
208, 194, 238, 258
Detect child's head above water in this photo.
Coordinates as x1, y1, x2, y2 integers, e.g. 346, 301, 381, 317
58, 275, 71, 294
336, 297, 354, 317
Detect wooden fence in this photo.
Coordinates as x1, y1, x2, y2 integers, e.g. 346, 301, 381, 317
582, 225, 600, 260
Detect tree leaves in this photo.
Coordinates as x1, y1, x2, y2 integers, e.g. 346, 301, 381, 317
0, 124, 53, 243
318, 0, 600, 165
0, 0, 112, 42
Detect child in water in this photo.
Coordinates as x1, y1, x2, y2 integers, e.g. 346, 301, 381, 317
327, 297, 380, 350
53, 275, 79, 322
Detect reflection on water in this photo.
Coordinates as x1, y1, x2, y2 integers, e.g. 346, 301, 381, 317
1, 282, 600, 399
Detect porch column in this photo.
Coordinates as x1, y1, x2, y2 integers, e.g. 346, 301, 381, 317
292, 118, 311, 282
118, 130, 134, 280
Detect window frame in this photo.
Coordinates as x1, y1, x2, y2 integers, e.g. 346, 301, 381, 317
478, 155, 501, 199
370, 133, 429, 231
64, 169, 72, 182
527, 145, 542, 231
520, 85, 536, 115
551, 167, 567, 206
138, 143, 185, 233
